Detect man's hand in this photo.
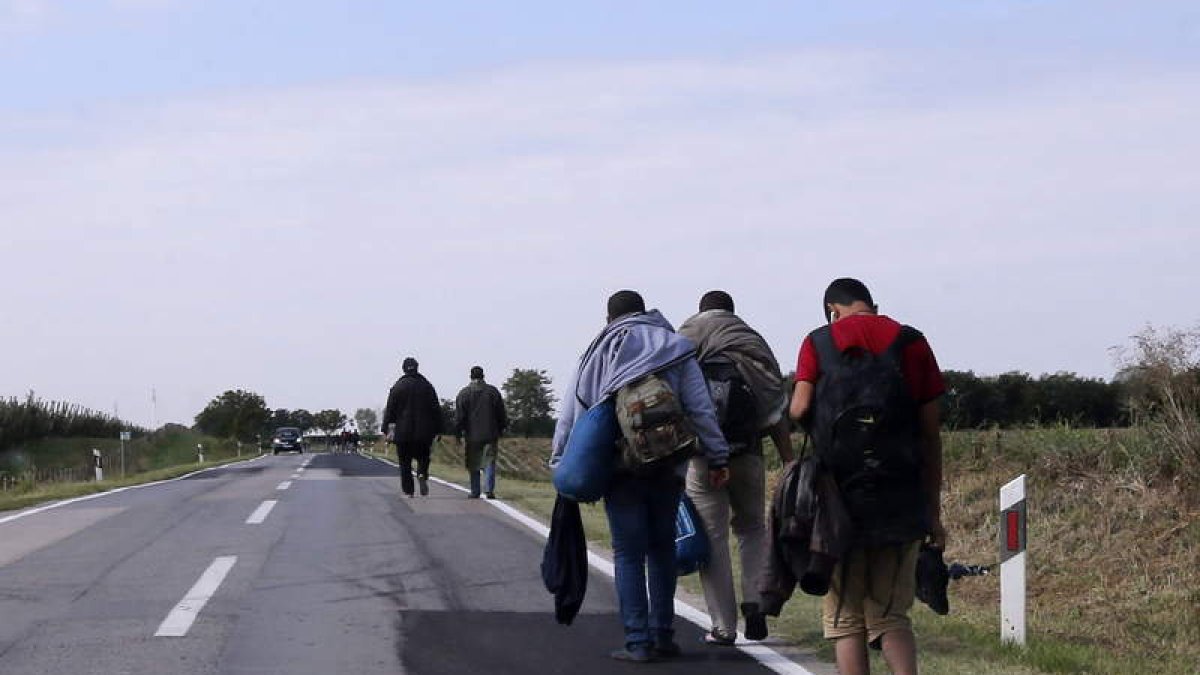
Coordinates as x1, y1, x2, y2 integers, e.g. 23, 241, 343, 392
709, 467, 730, 489
928, 517, 948, 550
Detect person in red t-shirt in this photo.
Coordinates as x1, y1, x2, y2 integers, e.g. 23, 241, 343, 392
788, 278, 945, 675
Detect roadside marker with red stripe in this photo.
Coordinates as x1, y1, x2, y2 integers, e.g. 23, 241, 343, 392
999, 474, 1027, 646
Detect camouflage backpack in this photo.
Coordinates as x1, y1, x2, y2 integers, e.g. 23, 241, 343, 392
615, 373, 697, 473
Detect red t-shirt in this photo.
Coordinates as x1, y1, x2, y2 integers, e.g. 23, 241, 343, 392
795, 314, 945, 404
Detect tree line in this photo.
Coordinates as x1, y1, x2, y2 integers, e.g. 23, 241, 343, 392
939, 370, 1127, 429
192, 368, 559, 442
0, 394, 144, 453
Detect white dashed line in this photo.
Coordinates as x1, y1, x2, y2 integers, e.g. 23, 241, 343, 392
244, 500, 277, 525
155, 556, 237, 637
276, 481, 292, 491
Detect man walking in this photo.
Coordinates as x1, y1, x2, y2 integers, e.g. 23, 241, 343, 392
455, 365, 508, 499
550, 290, 731, 663
678, 290, 795, 645
789, 278, 946, 675
382, 357, 444, 498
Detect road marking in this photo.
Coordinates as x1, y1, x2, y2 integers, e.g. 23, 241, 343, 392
276, 481, 292, 491
155, 556, 237, 637
245, 500, 277, 524
0, 456, 268, 527
365, 454, 821, 675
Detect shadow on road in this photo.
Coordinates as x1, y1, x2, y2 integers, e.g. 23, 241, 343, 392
307, 452, 399, 478
399, 611, 767, 674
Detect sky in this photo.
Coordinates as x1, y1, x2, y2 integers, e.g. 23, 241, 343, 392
2, 1, 1198, 429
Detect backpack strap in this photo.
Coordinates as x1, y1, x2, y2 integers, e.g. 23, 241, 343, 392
810, 325, 840, 371
882, 325, 924, 366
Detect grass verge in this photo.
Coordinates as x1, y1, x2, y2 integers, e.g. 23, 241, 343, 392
364, 430, 1198, 675
0, 454, 263, 514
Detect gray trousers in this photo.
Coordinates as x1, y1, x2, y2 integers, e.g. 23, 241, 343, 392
685, 452, 767, 636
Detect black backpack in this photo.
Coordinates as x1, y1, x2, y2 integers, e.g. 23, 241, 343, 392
700, 355, 760, 453
809, 324, 925, 542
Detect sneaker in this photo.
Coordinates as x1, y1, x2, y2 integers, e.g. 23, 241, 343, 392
610, 644, 654, 663
403, 492, 414, 499
484, 492, 496, 500
467, 493, 480, 499
741, 602, 768, 641
703, 628, 737, 646
417, 475, 429, 496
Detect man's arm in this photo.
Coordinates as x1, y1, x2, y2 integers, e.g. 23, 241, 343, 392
549, 374, 581, 467
381, 385, 399, 433
493, 388, 508, 432
675, 359, 731, 488
767, 416, 794, 464
788, 380, 814, 424
919, 399, 945, 549
454, 390, 468, 439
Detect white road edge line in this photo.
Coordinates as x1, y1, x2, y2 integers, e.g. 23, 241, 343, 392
365, 454, 819, 675
276, 481, 292, 491
245, 500, 278, 525
154, 556, 238, 637
0, 455, 268, 527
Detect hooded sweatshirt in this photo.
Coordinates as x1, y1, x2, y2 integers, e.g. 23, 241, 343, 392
550, 310, 730, 470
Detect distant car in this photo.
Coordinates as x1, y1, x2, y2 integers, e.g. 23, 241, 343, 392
271, 427, 305, 455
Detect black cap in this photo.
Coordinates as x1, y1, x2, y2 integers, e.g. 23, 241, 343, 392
470, 366, 484, 379
699, 290, 734, 313
402, 357, 419, 373
607, 290, 645, 321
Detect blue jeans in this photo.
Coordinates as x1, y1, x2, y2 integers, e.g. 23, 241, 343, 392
604, 472, 682, 647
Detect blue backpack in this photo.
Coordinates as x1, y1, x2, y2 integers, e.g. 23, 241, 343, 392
553, 399, 620, 503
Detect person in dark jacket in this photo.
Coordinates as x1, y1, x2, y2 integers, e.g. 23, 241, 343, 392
381, 357, 444, 497
455, 365, 508, 498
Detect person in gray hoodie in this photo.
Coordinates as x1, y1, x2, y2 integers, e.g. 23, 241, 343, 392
551, 290, 731, 663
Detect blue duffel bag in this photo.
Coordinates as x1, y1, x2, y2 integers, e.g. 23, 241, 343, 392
675, 493, 710, 576
552, 398, 620, 503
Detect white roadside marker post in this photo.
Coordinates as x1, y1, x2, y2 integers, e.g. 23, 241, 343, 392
999, 474, 1027, 646
93, 448, 104, 482
197, 443, 205, 464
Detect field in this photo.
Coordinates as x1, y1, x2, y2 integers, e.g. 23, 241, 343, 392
371, 427, 1200, 675
0, 426, 252, 512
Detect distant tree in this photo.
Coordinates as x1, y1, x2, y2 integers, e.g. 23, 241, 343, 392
312, 409, 347, 437
354, 408, 379, 435
440, 399, 457, 436
502, 368, 557, 437
195, 390, 270, 442
291, 408, 314, 432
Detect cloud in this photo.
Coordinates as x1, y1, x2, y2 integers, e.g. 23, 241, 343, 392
3, 50, 1198, 425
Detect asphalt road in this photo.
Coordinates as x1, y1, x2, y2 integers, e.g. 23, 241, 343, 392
0, 453, 830, 674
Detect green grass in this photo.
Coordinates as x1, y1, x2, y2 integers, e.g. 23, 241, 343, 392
0, 454, 262, 513
362, 430, 1200, 675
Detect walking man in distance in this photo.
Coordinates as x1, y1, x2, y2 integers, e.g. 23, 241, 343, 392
455, 365, 508, 499
789, 278, 946, 675
382, 357, 444, 498
678, 290, 795, 645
